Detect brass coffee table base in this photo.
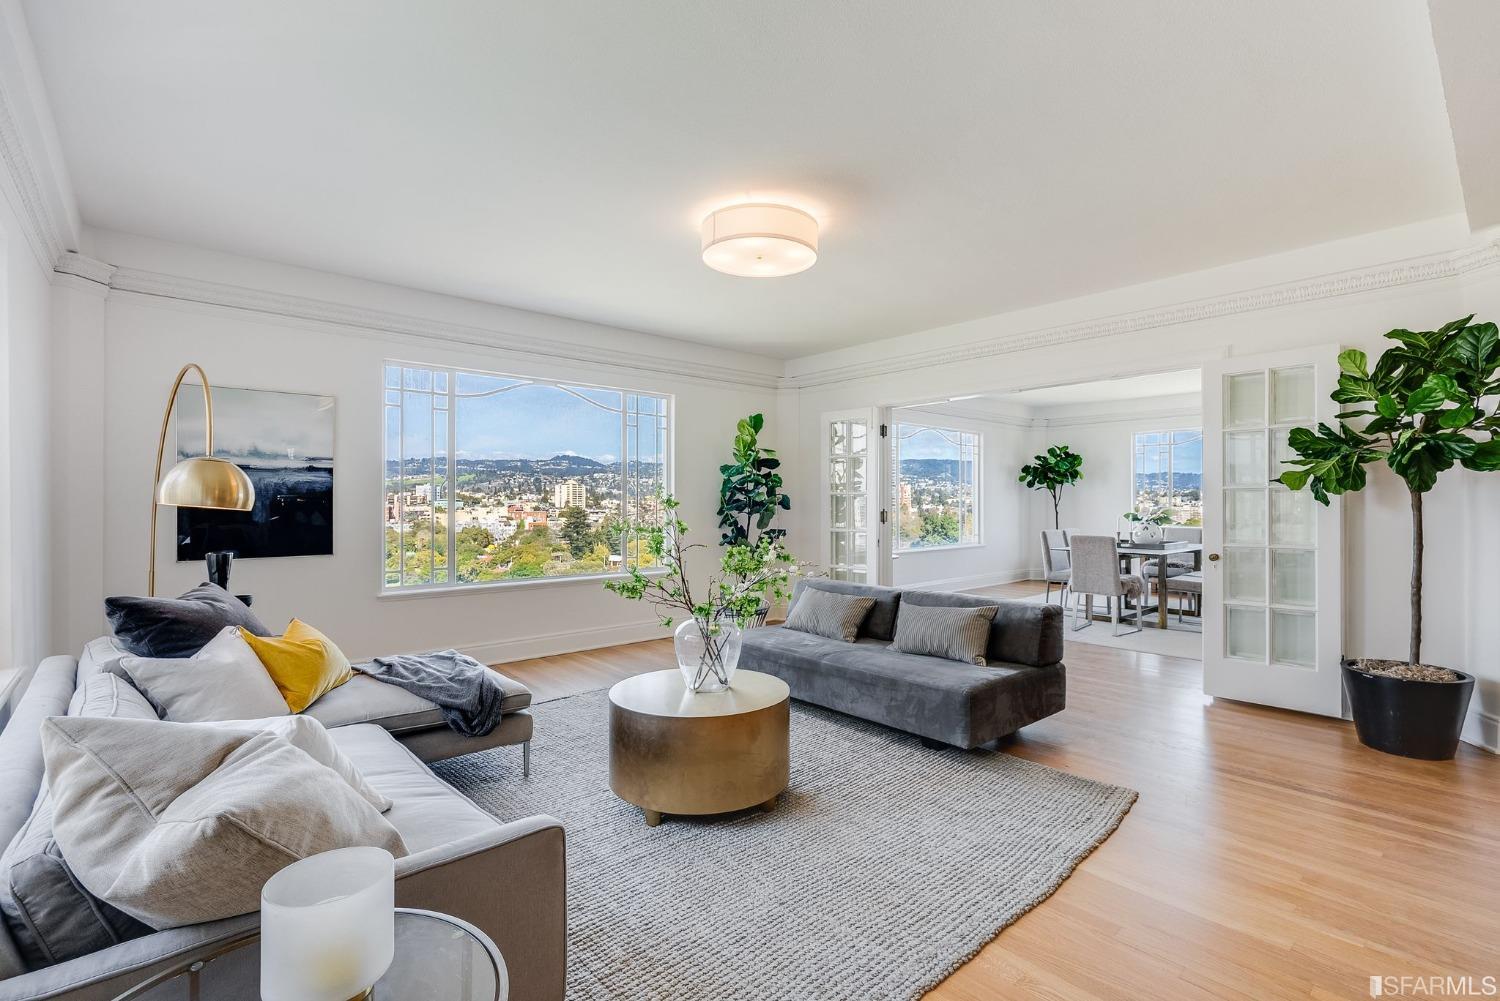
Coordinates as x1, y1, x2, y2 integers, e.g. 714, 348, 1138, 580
609, 670, 790, 827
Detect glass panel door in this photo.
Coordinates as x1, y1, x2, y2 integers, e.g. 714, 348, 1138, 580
822, 410, 879, 582
1202, 348, 1343, 717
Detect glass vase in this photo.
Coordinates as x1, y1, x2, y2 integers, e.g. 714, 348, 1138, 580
674, 616, 742, 693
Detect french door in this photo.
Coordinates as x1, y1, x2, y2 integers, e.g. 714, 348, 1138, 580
1202, 347, 1344, 717
820, 409, 884, 582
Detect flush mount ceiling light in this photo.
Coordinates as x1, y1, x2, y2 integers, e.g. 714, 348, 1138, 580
700, 203, 818, 277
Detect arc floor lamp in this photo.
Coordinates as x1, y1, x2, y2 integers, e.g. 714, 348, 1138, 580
148, 364, 255, 596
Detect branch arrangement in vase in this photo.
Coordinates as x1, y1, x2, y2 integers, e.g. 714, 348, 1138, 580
606, 493, 799, 692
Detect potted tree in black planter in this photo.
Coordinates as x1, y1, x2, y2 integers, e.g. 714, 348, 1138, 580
717, 413, 792, 625
1277, 315, 1499, 759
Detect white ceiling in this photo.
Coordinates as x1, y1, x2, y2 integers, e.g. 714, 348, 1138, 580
1003, 369, 1202, 408
23, 1, 1463, 358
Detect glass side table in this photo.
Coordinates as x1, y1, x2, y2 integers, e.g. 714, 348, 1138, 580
113, 908, 508, 1001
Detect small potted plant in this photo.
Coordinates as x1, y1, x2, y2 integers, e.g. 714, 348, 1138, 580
1018, 445, 1083, 530
1277, 315, 1497, 759
1121, 506, 1172, 544
607, 494, 797, 692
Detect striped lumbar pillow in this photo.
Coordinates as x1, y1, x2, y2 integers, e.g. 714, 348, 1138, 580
891, 604, 998, 665
784, 588, 877, 643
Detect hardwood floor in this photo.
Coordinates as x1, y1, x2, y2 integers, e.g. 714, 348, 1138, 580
496, 581, 1500, 1000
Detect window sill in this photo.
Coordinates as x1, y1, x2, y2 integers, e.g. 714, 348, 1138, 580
893, 543, 987, 558
376, 567, 668, 600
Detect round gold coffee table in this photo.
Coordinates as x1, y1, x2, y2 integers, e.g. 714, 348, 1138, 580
608, 669, 790, 827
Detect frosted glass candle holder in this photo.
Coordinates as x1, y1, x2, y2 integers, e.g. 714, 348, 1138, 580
260, 847, 395, 1001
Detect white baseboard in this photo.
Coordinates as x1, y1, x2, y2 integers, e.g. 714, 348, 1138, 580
899, 568, 1032, 592
1461, 707, 1498, 755
459, 620, 667, 666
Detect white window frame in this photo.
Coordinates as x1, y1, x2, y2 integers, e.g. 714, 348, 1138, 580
1130, 426, 1203, 525
892, 421, 982, 552
381, 360, 673, 594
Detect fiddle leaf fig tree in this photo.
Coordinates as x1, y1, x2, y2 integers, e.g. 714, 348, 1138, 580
717, 413, 791, 547
1018, 445, 1084, 530
1276, 315, 1500, 665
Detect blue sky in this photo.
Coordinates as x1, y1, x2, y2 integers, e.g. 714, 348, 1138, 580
386, 368, 664, 462
1133, 430, 1203, 477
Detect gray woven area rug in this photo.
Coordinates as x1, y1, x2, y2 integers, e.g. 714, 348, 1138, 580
434, 690, 1136, 1001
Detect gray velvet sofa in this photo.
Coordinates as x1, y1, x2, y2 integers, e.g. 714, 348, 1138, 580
0, 638, 564, 1001
741, 580, 1066, 749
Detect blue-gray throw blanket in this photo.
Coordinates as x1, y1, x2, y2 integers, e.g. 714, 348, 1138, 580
355, 649, 507, 737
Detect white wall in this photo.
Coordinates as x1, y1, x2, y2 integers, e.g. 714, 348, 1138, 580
54, 229, 784, 664
0, 203, 56, 709
785, 218, 1500, 752
1034, 392, 1203, 539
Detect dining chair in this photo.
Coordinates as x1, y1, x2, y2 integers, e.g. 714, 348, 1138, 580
1165, 571, 1203, 624
1067, 535, 1146, 636
1039, 529, 1071, 607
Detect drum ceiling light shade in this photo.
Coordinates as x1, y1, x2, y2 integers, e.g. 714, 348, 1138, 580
700, 203, 818, 277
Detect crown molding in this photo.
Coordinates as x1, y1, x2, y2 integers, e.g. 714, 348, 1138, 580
91, 265, 782, 390
1039, 404, 1201, 430
53, 250, 115, 285
785, 239, 1500, 389
0, 5, 78, 269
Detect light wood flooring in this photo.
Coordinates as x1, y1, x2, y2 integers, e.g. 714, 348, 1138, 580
497, 581, 1500, 1000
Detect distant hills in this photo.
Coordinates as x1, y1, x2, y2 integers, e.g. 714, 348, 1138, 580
386, 454, 658, 476
899, 458, 973, 480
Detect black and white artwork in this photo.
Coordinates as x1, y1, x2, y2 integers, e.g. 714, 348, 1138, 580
175, 386, 335, 560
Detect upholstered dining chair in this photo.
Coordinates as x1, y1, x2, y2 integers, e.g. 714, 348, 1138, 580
1141, 524, 1201, 580
1039, 529, 1071, 607
1067, 535, 1147, 636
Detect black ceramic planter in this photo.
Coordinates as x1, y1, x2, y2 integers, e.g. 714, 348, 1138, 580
1342, 661, 1475, 760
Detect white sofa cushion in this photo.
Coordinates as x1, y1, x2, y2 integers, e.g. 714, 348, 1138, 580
114, 627, 288, 722
41, 716, 407, 930
207, 715, 392, 813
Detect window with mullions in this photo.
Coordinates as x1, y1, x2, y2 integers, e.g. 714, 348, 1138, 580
893, 423, 981, 550
383, 363, 670, 589
1131, 428, 1203, 524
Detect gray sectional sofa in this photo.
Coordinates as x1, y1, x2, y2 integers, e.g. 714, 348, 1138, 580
0, 637, 565, 1001
741, 580, 1066, 749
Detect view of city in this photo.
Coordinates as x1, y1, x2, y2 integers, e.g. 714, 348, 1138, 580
1131, 429, 1203, 525
384, 455, 665, 586
894, 424, 980, 549
384, 365, 667, 588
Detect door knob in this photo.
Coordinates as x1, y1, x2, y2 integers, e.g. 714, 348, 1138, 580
1207, 553, 1220, 562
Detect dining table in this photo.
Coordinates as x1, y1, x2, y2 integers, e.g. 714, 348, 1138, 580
1068, 540, 1204, 629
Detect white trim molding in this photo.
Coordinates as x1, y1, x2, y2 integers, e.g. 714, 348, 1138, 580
455, 619, 667, 667
894, 568, 1032, 592
786, 239, 1500, 389
59, 258, 782, 391
1462, 707, 1498, 755
0, 3, 79, 267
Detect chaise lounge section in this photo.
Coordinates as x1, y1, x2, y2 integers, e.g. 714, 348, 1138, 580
740, 580, 1066, 749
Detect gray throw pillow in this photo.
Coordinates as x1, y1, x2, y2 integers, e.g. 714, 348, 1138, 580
784, 588, 876, 643
0, 675, 157, 970
114, 626, 289, 722
105, 582, 271, 658
41, 716, 408, 930
892, 603, 999, 665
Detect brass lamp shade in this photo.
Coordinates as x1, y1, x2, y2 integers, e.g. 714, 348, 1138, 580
147, 363, 258, 596
157, 455, 255, 511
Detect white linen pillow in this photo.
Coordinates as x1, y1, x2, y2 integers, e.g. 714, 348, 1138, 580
114, 626, 288, 722
40, 715, 407, 930
207, 716, 392, 812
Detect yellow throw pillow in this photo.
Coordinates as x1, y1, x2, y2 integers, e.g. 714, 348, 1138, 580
238, 619, 353, 713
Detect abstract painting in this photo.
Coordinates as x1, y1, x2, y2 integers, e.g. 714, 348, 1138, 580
175, 385, 335, 559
